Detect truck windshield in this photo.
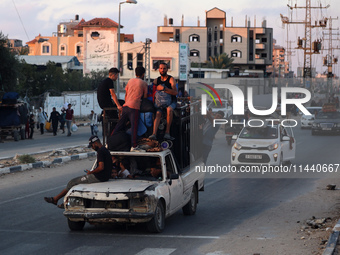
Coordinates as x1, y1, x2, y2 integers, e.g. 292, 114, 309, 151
239, 126, 278, 139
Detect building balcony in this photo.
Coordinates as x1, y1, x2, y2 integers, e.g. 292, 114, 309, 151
159, 27, 174, 33
255, 43, 265, 50
255, 58, 265, 64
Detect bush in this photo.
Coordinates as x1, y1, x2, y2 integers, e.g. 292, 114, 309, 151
18, 154, 36, 164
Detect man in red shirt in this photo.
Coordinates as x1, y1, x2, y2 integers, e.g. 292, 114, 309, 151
111, 66, 148, 152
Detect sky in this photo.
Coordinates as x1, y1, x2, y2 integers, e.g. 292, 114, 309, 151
1, 0, 339, 75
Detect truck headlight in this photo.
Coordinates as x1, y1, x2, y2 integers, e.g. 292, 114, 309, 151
233, 142, 242, 150
68, 197, 84, 207
268, 143, 278, 151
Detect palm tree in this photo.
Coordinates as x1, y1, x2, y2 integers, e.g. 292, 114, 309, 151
207, 53, 234, 69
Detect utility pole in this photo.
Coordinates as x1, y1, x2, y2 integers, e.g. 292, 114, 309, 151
322, 17, 339, 98
280, 0, 329, 80
144, 38, 151, 84
286, 40, 295, 76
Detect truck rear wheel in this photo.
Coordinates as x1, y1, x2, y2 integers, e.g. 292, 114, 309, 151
147, 201, 165, 233
67, 219, 85, 231
182, 185, 198, 215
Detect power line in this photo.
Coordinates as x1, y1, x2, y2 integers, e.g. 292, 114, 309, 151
12, 0, 30, 41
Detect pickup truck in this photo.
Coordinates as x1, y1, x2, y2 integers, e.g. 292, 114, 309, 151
63, 149, 205, 233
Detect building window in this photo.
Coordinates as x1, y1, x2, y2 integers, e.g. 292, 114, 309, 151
152, 59, 171, 70
262, 38, 267, 43
208, 33, 212, 43
91, 31, 100, 40
231, 35, 242, 43
137, 53, 143, 67
127, 53, 133, 70
75, 42, 83, 57
231, 50, 242, 58
261, 53, 267, 58
214, 31, 217, 41
220, 46, 223, 55
214, 46, 217, 56
41, 42, 51, 55
59, 44, 66, 56
190, 49, 200, 57
189, 34, 200, 42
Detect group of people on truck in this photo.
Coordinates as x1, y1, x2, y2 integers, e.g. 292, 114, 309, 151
96, 63, 178, 152
44, 63, 178, 209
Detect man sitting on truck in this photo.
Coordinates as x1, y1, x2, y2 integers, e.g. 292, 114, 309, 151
149, 62, 178, 141
44, 135, 112, 208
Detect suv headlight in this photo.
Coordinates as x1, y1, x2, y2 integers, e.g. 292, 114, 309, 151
68, 197, 84, 207
233, 142, 242, 150
268, 143, 278, 151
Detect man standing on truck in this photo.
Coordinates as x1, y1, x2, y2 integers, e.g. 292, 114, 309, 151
44, 135, 112, 208
202, 110, 224, 164
97, 68, 124, 134
111, 66, 148, 152
149, 62, 178, 141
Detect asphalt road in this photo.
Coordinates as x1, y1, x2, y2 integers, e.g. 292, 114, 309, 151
0, 124, 99, 159
0, 120, 339, 254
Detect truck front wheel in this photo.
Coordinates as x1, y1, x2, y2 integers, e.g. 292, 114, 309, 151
67, 219, 85, 231
182, 185, 198, 215
147, 201, 165, 233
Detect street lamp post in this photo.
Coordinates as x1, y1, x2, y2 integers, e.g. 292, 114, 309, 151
117, 0, 137, 98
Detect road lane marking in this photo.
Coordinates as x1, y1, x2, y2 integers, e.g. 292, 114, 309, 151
0, 229, 220, 239
135, 248, 176, 255
0, 185, 65, 206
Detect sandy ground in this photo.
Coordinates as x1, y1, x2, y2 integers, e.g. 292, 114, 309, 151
200, 178, 340, 255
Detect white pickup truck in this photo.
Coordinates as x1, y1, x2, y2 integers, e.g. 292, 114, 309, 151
63, 149, 205, 233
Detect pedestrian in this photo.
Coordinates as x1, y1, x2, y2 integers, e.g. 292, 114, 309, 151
97, 67, 124, 134
89, 110, 98, 136
65, 103, 75, 136
111, 66, 148, 152
44, 135, 113, 208
59, 108, 66, 134
202, 109, 224, 165
148, 62, 178, 141
29, 114, 35, 139
38, 107, 48, 134
49, 107, 61, 136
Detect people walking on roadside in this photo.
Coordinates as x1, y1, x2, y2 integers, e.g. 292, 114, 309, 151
49, 107, 61, 136
65, 104, 75, 136
148, 62, 178, 141
89, 110, 98, 136
111, 66, 148, 152
38, 107, 48, 135
44, 135, 112, 208
59, 108, 66, 134
29, 114, 35, 139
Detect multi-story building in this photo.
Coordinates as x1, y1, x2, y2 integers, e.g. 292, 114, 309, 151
157, 7, 273, 75
267, 41, 290, 77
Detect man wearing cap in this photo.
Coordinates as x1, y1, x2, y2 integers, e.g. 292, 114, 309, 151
44, 135, 112, 208
202, 109, 225, 165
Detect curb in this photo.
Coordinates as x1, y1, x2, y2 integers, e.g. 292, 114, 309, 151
0, 151, 96, 175
323, 219, 340, 255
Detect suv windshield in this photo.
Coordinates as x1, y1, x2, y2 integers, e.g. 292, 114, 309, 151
315, 112, 340, 119
239, 126, 278, 139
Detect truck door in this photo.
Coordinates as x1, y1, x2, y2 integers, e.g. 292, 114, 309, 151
165, 154, 183, 213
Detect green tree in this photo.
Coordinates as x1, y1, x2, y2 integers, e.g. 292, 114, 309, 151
207, 53, 234, 69
0, 31, 20, 93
